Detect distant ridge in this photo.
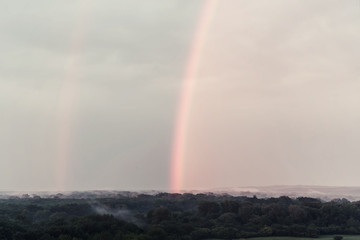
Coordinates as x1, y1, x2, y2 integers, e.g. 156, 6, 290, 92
207, 185, 360, 201
2, 185, 360, 201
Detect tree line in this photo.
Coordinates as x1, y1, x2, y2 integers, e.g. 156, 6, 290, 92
0, 193, 358, 239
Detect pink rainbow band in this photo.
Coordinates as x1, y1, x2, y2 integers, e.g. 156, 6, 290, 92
170, 0, 218, 193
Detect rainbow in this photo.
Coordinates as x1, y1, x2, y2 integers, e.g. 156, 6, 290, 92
170, 0, 218, 193
56, 1, 91, 191
55, 1, 217, 192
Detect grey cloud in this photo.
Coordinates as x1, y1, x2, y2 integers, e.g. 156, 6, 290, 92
1, 0, 359, 191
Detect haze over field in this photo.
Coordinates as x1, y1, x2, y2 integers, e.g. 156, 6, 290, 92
0, 0, 359, 191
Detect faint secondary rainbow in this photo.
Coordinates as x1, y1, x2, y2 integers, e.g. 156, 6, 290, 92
170, 0, 218, 193
56, 1, 91, 191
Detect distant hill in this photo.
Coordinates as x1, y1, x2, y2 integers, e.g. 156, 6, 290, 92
207, 185, 360, 201
2, 185, 360, 201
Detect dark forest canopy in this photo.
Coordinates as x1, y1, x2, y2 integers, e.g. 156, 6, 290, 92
0, 193, 359, 240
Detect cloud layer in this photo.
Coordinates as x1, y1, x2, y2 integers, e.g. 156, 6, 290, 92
0, 0, 359, 191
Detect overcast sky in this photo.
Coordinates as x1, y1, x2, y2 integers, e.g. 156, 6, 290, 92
0, 0, 359, 191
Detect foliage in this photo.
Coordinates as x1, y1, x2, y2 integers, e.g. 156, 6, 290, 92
0, 194, 359, 239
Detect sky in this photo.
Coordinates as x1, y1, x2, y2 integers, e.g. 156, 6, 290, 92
0, 0, 359, 192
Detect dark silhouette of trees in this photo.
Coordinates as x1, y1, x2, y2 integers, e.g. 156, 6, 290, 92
0, 194, 359, 239
198, 201, 220, 217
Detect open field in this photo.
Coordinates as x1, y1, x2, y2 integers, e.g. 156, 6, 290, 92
225, 236, 360, 240
208, 236, 360, 240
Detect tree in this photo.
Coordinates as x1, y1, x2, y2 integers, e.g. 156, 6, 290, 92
147, 227, 166, 240
198, 201, 220, 217
221, 200, 239, 213
259, 226, 273, 236
288, 205, 307, 223
190, 228, 212, 240
218, 212, 237, 224
147, 207, 171, 224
